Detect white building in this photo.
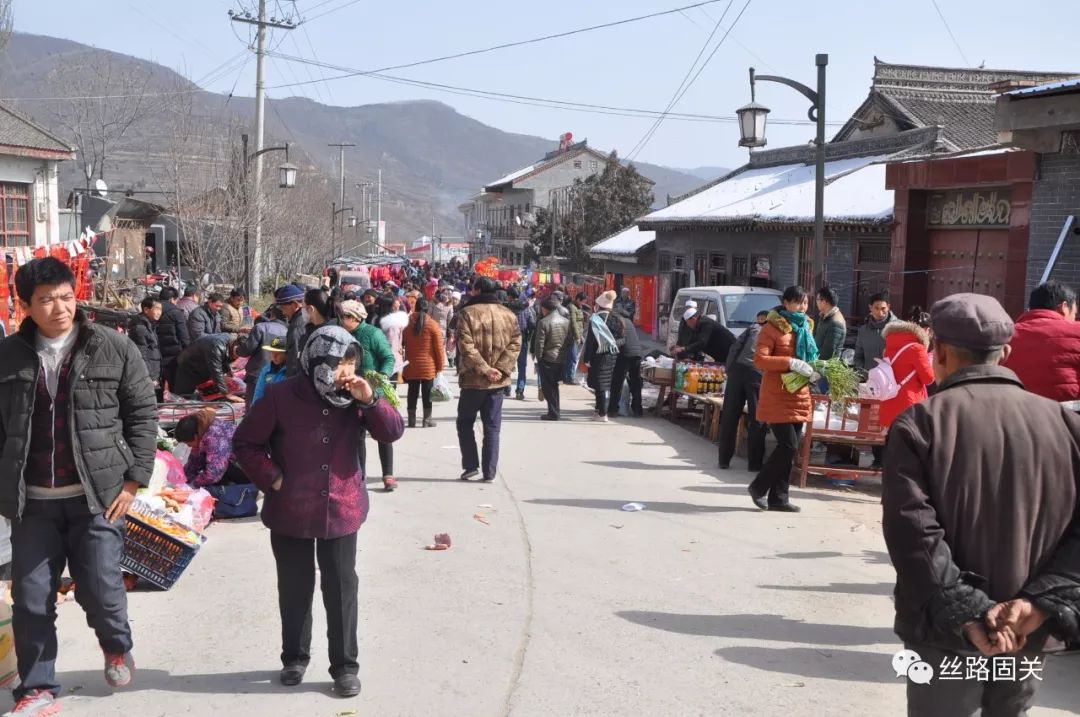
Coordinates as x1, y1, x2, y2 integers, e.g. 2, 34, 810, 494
0, 103, 76, 247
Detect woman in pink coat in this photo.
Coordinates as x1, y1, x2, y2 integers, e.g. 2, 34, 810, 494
878, 321, 936, 428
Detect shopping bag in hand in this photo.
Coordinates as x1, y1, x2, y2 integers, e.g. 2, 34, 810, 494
431, 372, 453, 402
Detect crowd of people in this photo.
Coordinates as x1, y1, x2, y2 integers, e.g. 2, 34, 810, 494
4, 250, 1080, 716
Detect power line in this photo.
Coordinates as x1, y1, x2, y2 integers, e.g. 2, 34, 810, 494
929, 0, 972, 67
303, 0, 364, 22
266, 50, 839, 126
268, 0, 731, 90
626, 1, 734, 161
288, 32, 325, 102
300, 22, 334, 103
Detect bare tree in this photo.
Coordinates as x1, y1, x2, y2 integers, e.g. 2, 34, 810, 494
0, 1, 13, 55
49, 51, 155, 182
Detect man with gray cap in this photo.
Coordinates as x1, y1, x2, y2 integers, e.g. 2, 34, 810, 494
882, 293, 1080, 716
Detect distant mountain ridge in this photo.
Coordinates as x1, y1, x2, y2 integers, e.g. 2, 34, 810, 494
0, 32, 706, 242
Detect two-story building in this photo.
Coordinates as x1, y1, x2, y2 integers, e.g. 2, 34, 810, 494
460, 134, 651, 265
0, 103, 76, 247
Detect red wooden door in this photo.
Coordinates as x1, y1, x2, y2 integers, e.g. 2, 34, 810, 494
971, 230, 1009, 305
927, 229, 1010, 306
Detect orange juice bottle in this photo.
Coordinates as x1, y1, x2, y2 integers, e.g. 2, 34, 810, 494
685, 366, 699, 394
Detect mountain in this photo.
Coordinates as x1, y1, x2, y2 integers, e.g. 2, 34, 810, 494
0, 32, 705, 243
682, 165, 732, 181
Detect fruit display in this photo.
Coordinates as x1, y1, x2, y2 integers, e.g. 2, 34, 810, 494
127, 503, 202, 548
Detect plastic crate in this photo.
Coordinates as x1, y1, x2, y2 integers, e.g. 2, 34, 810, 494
120, 513, 203, 590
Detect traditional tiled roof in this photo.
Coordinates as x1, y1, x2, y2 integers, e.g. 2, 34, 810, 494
0, 102, 75, 157
834, 59, 1077, 151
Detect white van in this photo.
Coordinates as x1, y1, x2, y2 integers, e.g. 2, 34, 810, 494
665, 286, 783, 354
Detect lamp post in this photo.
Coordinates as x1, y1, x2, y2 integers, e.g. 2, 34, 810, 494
242, 133, 296, 296
330, 203, 355, 262
736, 54, 828, 293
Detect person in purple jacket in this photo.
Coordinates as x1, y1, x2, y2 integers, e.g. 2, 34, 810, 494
233, 324, 404, 699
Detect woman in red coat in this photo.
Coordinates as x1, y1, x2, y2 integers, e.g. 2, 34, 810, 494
878, 321, 935, 428
234, 325, 404, 697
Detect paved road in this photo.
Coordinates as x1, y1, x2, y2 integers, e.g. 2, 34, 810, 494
19, 372, 1080, 716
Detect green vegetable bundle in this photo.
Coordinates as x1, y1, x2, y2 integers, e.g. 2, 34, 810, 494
364, 370, 401, 408
780, 358, 860, 402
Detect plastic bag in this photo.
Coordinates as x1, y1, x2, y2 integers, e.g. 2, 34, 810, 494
157, 450, 187, 487
431, 372, 453, 402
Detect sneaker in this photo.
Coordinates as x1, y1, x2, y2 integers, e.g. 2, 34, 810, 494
280, 664, 307, 686
515, 391, 525, 401
460, 469, 479, 481
593, 414, 609, 423
481, 475, 495, 482
334, 673, 362, 698
4, 691, 60, 716
382, 477, 397, 492
104, 651, 134, 689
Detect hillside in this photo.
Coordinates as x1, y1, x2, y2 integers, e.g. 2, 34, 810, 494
0, 32, 705, 244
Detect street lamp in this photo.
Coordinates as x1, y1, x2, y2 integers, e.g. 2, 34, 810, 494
737, 54, 829, 294
242, 134, 295, 296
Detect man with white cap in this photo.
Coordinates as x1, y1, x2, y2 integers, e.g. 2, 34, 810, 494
674, 305, 736, 364
883, 293, 1080, 716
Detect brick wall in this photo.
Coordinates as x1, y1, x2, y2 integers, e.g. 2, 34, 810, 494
1028, 153, 1080, 298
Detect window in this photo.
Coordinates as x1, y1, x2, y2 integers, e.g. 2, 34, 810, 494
659, 252, 673, 272
589, 161, 599, 171
709, 253, 727, 285
731, 255, 749, 284
573, 160, 582, 169
0, 183, 30, 247
798, 236, 814, 290
693, 252, 708, 286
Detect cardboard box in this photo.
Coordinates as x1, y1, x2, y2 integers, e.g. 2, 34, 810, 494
649, 366, 674, 383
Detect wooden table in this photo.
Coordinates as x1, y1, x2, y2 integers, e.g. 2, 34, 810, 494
794, 396, 885, 488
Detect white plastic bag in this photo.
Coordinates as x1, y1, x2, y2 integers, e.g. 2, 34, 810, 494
431, 372, 453, 402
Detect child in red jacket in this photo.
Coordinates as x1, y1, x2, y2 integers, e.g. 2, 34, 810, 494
879, 321, 935, 428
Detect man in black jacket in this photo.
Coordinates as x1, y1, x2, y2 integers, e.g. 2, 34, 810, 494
884, 294, 1080, 715
156, 286, 191, 391
187, 292, 224, 340
717, 311, 768, 470
128, 297, 163, 397
173, 333, 243, 402
608, 305, 644, 417
674, 308, 736, 363
0, 258, 156, 711
274, 284, 307, 377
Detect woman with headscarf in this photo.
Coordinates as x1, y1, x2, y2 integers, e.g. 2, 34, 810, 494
375, 295, 409, 381
749, 285, 817, 514
582, 290, 625, 422
339, 300, 399, 492
234, 325, 404, 697
402, 296, 446, 428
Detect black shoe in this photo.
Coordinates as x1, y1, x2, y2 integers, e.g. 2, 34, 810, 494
747, 465, 763, 472
748, 486, 769, 511
515, 391, 525, 401
460, 469, 479, 481
540, 414, 559, 421
481, 475, 495, 482
718, 462, 730, 470
280, 664, 307, 686
503, 387, 512, 397
768, 503, 802, 513
334, 673, 362, 698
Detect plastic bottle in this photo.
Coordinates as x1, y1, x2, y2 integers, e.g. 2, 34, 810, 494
685, 366, 699, 394
675, 363, 687, 391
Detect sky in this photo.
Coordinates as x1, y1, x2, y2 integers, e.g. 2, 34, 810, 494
11, 0, 1080, 171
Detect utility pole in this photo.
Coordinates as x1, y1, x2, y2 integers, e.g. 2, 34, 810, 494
431, 215, 436, 265
377, 168, 382, 253
328, 142, 354, 256
230, 1, 296, 296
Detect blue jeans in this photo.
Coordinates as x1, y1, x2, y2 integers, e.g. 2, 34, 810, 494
563, 341, 581, 383
12, 498, 132, 699
515, 339, 530, 394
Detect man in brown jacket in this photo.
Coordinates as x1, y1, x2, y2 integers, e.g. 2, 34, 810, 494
883, 293, 1080, 716
455, 277, 521, 482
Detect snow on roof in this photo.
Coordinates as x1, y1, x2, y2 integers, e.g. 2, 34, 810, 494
642, 155, 893, 226
590, 224, 656, 256
485, 164, 537, 190
1003, 78, 1080, 97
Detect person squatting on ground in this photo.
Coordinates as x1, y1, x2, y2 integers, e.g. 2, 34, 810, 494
455, 277, 521, 482
234, 325, 404, 699
882, 293, 1080, 717
0, 258, 157, 716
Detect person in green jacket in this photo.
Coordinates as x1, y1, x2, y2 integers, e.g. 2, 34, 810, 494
814, 286, 847, 360
339, 300, 399, 491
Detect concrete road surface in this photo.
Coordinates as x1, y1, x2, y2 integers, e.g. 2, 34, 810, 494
12, 372, 1079, 716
